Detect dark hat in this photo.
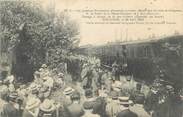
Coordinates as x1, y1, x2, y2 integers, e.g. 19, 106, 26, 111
71, 91, 80, 100
85, 89, 93, 98
83, 101, 94, 110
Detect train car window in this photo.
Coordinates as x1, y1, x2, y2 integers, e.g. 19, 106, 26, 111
144, 46, 151, 58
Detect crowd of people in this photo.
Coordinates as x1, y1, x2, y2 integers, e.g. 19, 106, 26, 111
0, 56, 182, 117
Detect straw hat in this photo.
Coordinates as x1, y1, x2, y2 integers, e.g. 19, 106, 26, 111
9, 92, 18, 102
63, 87, 75, 95
40, 99, 56, 112
26, 98, 40, 110
118, 97, 130, 105
29, 83, 38, 93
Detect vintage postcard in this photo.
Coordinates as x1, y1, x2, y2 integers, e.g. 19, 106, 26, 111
0, 0, 183, 117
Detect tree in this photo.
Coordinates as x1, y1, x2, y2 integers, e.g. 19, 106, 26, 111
0, 0, 80, 82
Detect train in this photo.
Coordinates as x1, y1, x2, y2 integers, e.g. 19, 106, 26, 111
78, 35, 183, 87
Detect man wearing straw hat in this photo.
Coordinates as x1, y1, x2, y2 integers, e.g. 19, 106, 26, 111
116, 97, 138, 117
38, 99, 56, 117
106, 91, 121, 117
63, 87, 75, 106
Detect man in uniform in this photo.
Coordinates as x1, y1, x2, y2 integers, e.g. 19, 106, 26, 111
83, 67, 93, 89
112, 61, 120, 81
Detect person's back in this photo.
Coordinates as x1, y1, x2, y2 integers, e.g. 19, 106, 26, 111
117, 109, 138, 117
93, 97, 107, 117
82, 111, 100, 117
106, 99, 121, 117
1, 103, 19, 117
67, 91, 84, 117
67, 103, 84, 117
82, 101, 100, 117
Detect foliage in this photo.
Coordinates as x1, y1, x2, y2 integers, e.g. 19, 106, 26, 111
153, 40, 183, 89
0, 0, 80, 71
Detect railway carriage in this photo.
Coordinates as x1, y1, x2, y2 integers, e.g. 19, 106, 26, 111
79, 35, 183, 86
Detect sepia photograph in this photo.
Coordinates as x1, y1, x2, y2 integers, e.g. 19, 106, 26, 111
0, 0, 183, 117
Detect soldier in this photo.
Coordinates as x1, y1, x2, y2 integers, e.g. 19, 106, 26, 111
116, 97, 138, 117
112, 61, 120, 81
104, 71, 113, 94
83, 66, 93, 89
67, 91, 84, 117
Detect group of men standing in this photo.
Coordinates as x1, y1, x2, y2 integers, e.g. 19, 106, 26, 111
0, 58, 149, 117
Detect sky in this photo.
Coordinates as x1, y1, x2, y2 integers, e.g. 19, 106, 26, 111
41, 0, 183, 46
